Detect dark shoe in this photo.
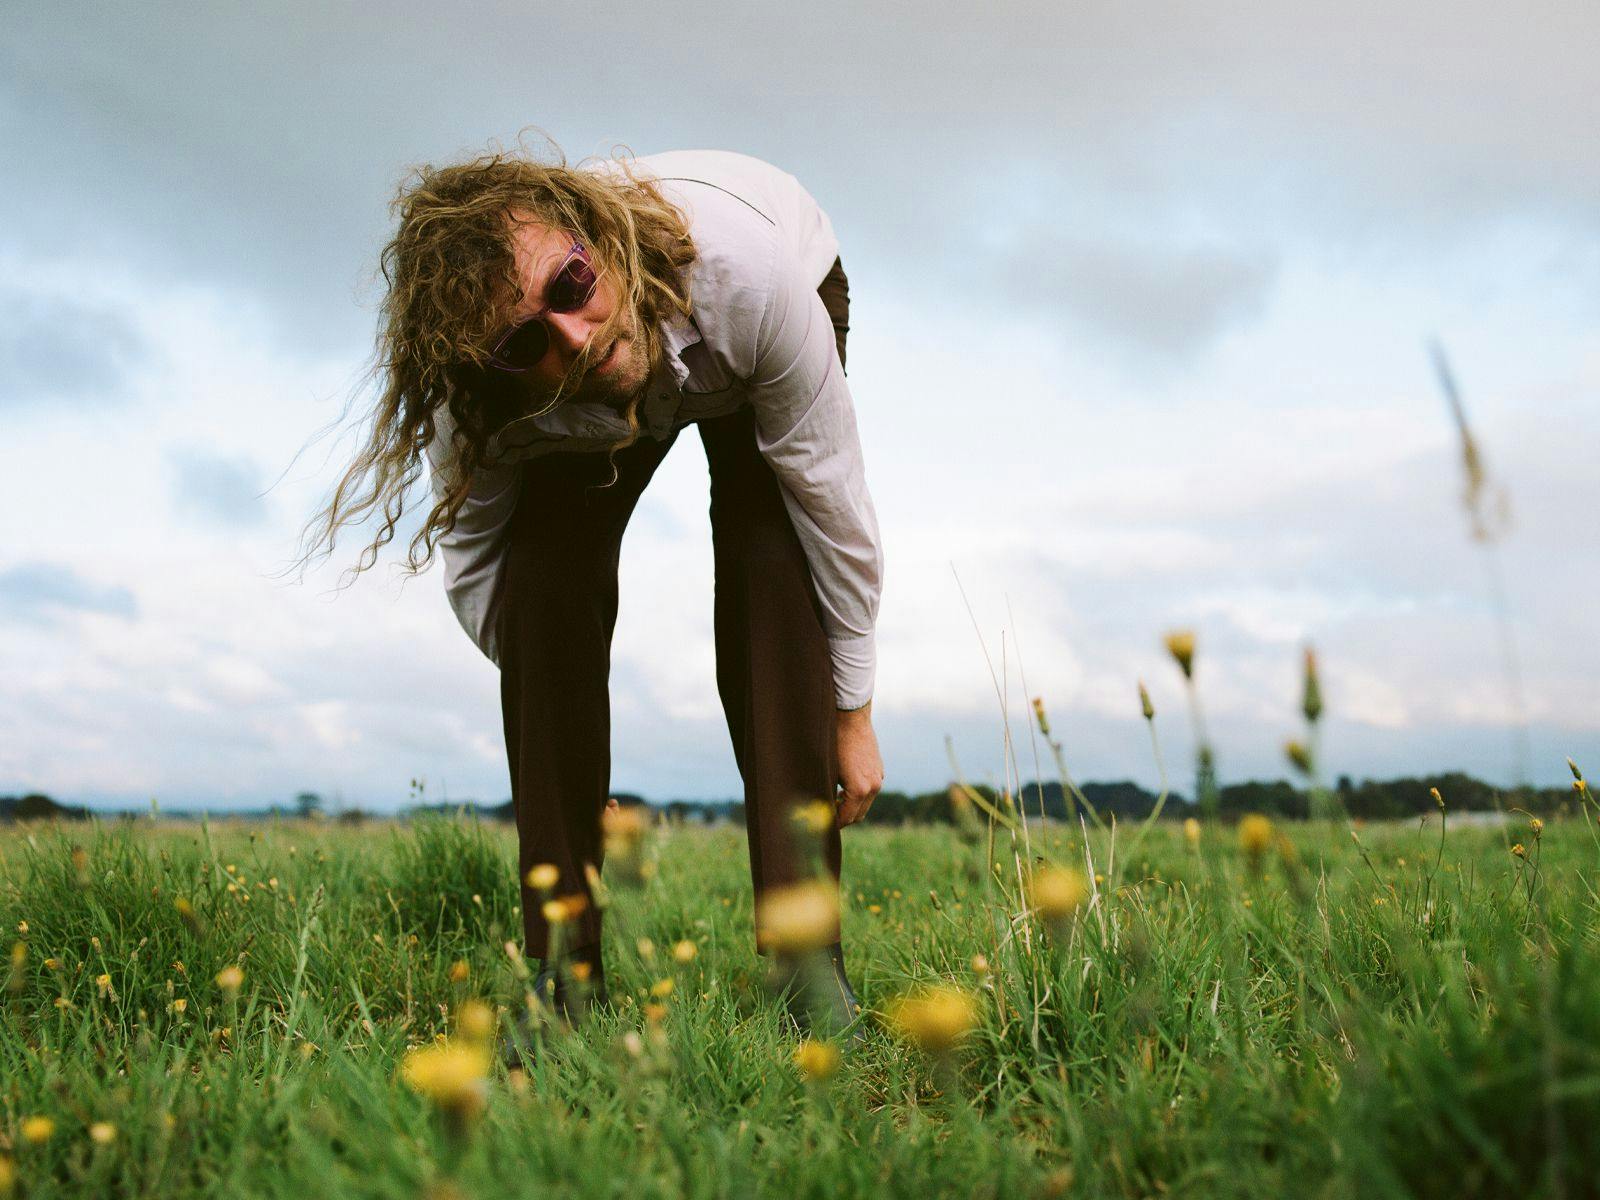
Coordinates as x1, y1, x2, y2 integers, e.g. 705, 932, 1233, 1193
770, 941, 867, 1048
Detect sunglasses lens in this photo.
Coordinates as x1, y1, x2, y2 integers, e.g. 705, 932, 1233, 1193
547, 255, 597, 311
495, 319, 549, 369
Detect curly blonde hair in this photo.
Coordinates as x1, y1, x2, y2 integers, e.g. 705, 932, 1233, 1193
288, 131, 696, 587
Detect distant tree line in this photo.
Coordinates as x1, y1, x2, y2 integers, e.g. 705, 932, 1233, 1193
2, 772, 1580, 825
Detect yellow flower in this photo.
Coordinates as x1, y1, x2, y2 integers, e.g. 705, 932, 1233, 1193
755, 880, 839, 954
20, 1116, 55, 1144
1183, 818, 1202, 847
650, 977, 674, 999
88, 1122, 116, 1145
1027, 865, 1089, 923
1530, 818, 1544, 838
602, 804, 647, 852
672, 940, 698, 964
1284, 739, 1313, 776
42, 957, 61, 972
215, 965, 244, 993
792, 801, 835, 835
525, 863, 560, 891
95, 973, 112, 997
399, 1039, 491, 1116
447, 960, 470, 984
970, 954, 990, 976
1238, 814, 1274, 860
0, 1154, 13, 1195
15, 922, 26, 936
793, 1037, 841, 1082
1511, 843, 1526, 859
1163, 630, 1197, 679
886, 985, 980, 1054
455, 1000, 497, 1043
169, 998, 187, 1015
541, 893, 590, 925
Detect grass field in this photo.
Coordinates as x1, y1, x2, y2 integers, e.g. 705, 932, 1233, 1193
2, 800, 1598, 1199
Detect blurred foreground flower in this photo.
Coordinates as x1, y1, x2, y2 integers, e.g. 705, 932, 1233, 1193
400, 1039, 491, 1121
20, 1116, 54, 1145
525, 863, 560, 891
1183, 818, 1202, 847
1027, 865, 1089, 928
215, 965, 244, 994
886, 985, 980, 1054
1239, 815, 1274, 865
455, 1000, 497, 1043
756, 880, 839, 953
87, 1122, 116, 1146
794, 1038, 841, 1083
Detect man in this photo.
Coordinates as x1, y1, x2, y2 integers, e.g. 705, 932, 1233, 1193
388, 144, 885, 1038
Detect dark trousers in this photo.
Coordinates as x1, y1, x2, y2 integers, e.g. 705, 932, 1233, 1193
500, 257, 852, 961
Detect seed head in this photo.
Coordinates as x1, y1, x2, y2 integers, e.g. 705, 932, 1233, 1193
1301, 646, 1323, 723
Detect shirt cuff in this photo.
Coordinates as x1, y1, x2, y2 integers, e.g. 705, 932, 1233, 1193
828, 631, 876, 711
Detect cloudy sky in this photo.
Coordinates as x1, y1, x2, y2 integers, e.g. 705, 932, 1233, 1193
3, 2, 1596, 812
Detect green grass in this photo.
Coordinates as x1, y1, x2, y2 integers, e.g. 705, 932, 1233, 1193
1, 808, 1597, 1199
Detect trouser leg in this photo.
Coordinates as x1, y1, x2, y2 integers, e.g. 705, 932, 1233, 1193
498, 429, 677, 960
698, 405, 844, 953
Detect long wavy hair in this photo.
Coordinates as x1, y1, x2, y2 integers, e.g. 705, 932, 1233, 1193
287, 131, 696, 588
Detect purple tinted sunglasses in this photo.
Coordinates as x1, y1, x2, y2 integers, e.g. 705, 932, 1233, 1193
485, 238, 599, 372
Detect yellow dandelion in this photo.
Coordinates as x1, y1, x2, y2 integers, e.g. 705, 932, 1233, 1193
20, 1116, 55, 1144
569, 960, 593, 983
215, 965, 244, 993
0, 1154, 13, 1195
1183, 817, 1202, 847
794, 1037, 842, 1082
1163, 630, 1197, 679
971, 954, 990, 975
455, 1000, 497, 1043
399, 1039, 491, 1116
169, 998, 187, 1015
1530, 818, 1544, 837
15, 922, 26, 936
1027, 865, 1089, 924
447, 960, 470, 984
43, 957, 61, 972
525, 863, 560, 891
602, 804, 647, 849
791, 800, 835, 836
672, 940, 698, 964
88, 1122, 116, 1146
650, 978, 674, 999
95, 973, 112, 997
52, 997, 73, 1010
886, 985, 980, 1054
755, 880, 839, 954
1511, 843, 1526, 859
1238, 814, 1274, 859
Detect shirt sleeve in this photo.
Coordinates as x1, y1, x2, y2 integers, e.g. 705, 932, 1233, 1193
424, 407, 521, 668
745, 242, 884, 709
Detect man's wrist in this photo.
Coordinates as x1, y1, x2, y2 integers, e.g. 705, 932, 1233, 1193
836, 699, 872, 719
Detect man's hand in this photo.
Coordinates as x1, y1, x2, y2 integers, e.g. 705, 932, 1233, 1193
835, 702, 884, 829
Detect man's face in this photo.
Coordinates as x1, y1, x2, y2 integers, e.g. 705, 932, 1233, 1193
497, 207, 653, 411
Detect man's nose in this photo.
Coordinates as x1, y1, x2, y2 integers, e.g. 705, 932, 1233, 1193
544, 311, 594, 362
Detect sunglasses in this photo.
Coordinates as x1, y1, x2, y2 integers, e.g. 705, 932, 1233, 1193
485, 238, 600, 373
